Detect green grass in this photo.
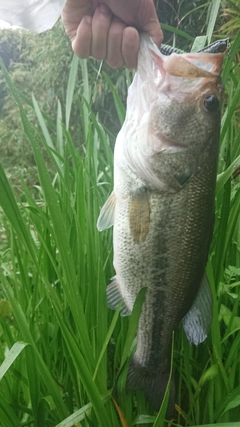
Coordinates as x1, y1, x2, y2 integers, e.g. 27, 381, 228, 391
0, 12, 240, 427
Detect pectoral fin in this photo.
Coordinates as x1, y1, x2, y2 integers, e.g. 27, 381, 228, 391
129, 189, 150, 244
107, 277, 131, 317
182, 274, 212, 345
97, 192, 115, 231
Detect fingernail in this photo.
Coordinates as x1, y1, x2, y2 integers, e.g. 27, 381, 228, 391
99, 4, 111, 15
84, 16, 92, 25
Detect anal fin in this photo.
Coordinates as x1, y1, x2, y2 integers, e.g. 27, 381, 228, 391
182, 273, 212, 345
107, 277, 131, 317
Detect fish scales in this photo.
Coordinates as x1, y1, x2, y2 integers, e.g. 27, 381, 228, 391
97, 34, 223, 412
115, 149, 217, 364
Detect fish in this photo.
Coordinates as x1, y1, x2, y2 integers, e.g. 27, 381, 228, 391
160, 38, 230, 56
97, 34, 224, 412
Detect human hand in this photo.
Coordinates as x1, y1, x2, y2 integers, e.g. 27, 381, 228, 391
61, 0, 163, 69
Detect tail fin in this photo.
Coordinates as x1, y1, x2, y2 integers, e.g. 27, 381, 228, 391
127, 358, 175, 415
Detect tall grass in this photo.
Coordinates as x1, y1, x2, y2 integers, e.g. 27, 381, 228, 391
0, 13, 240, 427
0, 53, 152, 426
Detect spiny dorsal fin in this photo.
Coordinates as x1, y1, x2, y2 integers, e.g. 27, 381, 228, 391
97, 191, 115, 231
107, 277, 131, 317
129, 188, 150, 243
182, 274, 212, 345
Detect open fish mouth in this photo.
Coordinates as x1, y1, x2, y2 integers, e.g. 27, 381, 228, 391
163, 52, 223, 78
133, 35, 224, 112
118, 34, 224, 191
146, 35, 223, 79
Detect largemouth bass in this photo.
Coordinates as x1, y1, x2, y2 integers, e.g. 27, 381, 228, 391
98, 35, 223, 412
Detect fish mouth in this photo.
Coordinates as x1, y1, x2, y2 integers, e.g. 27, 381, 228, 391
183, 52, 223, 75
149, 46, 223, 83
148, 46, 223, 105
163, 52, 223, 79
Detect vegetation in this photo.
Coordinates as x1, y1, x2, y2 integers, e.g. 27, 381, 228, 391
0, 1, 240, 426
0, 21, 130, 191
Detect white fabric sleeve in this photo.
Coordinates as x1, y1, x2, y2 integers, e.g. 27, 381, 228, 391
0, 0, 67, 33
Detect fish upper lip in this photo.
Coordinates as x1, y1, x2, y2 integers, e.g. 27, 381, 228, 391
163, 52, 224, 79
150, 49, 223, 82
183, 52, 224, 75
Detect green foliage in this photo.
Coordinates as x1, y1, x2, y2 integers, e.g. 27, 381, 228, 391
0, 23, 72, 191
221, 0, 240, 35
155, 0, 227, 48
0, 1, 239, 426
0, 21, 129, 193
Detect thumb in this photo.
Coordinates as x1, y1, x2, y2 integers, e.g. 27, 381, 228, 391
144, 20, 163, 47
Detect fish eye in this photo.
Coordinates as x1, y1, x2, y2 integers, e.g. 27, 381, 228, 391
203, 95, 220, 112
